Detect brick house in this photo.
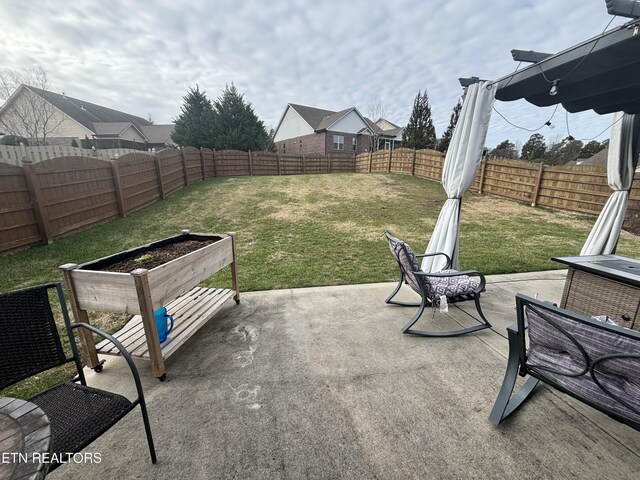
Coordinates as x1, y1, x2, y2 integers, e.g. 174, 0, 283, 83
273, 103, 403, 155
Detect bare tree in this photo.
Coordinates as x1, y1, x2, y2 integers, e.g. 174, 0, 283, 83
0, 67, 64, 145
367, 97, 389, 151
367, 97, 388, 123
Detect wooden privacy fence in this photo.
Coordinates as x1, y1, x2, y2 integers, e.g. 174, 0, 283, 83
2, 145, 639, 253
0, 144, 150, 166
355, 148, 640, 232
0, 148, 356, 252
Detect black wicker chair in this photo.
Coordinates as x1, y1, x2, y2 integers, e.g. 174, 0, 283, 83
0, 283, 156, 472
384, 231, 491, 337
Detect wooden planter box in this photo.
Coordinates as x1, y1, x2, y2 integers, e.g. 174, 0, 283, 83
60, 230, 239, 379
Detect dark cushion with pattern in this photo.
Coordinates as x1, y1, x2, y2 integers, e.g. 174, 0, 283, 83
386, 234, 479, 299
423, 269, 480, 300
386, 233, 421, 292
525, 305, 640, 425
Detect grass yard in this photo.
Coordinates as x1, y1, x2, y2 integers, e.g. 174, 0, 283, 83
2, 173, 639, 397
2, 173, 639, 294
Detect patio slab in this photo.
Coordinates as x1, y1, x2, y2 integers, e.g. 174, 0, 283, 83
49, 270, 640, 479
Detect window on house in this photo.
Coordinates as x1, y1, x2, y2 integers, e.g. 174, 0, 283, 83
385, 141, 391, 150
333, 135, 344, 150
282, 144, 286, 154
299, 139, 302, 148
352, 137, 357, 151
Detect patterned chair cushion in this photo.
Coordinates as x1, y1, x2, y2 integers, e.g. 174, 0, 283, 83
525, 305, 640, 425
422, 269, 480, 300
386, 234, 480, 300
386, 233, 421, 293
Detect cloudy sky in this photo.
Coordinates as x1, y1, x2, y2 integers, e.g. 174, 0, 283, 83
0, 0, 626, 148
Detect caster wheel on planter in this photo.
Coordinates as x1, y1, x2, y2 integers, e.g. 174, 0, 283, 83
93, 364, 104, 373
158, 374, 167, 382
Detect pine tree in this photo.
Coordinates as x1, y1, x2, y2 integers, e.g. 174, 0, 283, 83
521, 133, 546, 160
437, 97, 462, 153
211, 83, 270, 151
171, 85, 215, 149
402, 90, 436, 149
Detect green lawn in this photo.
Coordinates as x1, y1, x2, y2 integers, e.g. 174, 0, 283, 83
2, 173, 639, 397
2, 173, 638, 294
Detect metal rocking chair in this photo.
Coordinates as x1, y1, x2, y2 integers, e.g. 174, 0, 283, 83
384, 231, 491, 337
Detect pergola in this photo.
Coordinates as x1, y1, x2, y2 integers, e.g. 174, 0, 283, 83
424, 7, 640, 271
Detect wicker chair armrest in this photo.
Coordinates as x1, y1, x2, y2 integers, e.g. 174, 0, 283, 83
415, 269, 486, 291
70, 323, 145, 402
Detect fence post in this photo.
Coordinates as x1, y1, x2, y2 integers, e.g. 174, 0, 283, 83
328, 154, 332, 173
22, 160, 52, 244
302, 154, 306, 174
368, 151, 373, 173
352, 153, 356, 172
531, 162, 545, 207
212, 149, 218, 177
110, 159, 126, 217
154, 154, 165, 199
199, 148, 206, 180
276, 153, 282, 175
248, 150, 253, 176
411, 149, 417, 176
387, 149, 392, 173
478, 159, 487, 194
181, 148, 189, 186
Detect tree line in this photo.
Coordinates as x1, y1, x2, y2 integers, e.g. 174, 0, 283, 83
399, 88, 607, 165
489, 135, 607, 164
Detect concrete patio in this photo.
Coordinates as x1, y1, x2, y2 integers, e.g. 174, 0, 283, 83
50, 270, 640, 479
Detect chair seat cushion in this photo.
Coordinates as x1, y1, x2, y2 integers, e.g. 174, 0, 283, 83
422, 270, 480, 299
29, 382, 133, 468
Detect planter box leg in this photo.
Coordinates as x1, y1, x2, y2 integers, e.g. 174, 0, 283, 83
132, 268, 166, 380
59, 263, 100, 369
229, 232, 240, 304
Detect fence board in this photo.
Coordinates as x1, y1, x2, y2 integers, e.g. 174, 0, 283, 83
116, 152, 160, 214
32, 156, 119, 239
413, 149, 444, 181
0, 145, 163, 166
251, 152, 279, 176
0, 162, 40, 251
215, 150, 250, 176
157, 150, 184, 195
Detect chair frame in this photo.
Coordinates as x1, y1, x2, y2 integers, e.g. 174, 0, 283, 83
0, 282, 156, 471
384, 231, 491, 337
489, 293, 640, 431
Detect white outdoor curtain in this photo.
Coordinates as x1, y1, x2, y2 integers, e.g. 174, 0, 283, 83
580, 112, 637, 256
421, 81, 496, 272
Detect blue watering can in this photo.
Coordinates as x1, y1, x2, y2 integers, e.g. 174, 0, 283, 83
154, 307, 174, 343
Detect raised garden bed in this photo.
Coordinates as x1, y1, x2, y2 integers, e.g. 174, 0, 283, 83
60, 230, 239, 380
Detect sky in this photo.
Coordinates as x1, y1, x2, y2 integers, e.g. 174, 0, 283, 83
0, 0, 627, 149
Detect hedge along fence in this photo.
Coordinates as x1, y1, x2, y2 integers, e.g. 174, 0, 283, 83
355, 148, 640, 232
0, 148, 357, 252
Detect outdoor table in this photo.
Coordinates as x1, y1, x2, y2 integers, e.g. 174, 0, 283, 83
0, 397, 51, 480
552, 254, 640, 330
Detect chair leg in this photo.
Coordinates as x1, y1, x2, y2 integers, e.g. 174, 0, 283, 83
401, 294, 492, 338
385, 270, 421, 307
138, 399, 157, 464
489, 331, 539, 425
473, 295, 492, 328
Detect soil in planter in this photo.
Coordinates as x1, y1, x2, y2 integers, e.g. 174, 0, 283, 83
100, 239, 216, 273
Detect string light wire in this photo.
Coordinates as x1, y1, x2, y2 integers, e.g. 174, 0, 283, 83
492, 104, 559, 132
